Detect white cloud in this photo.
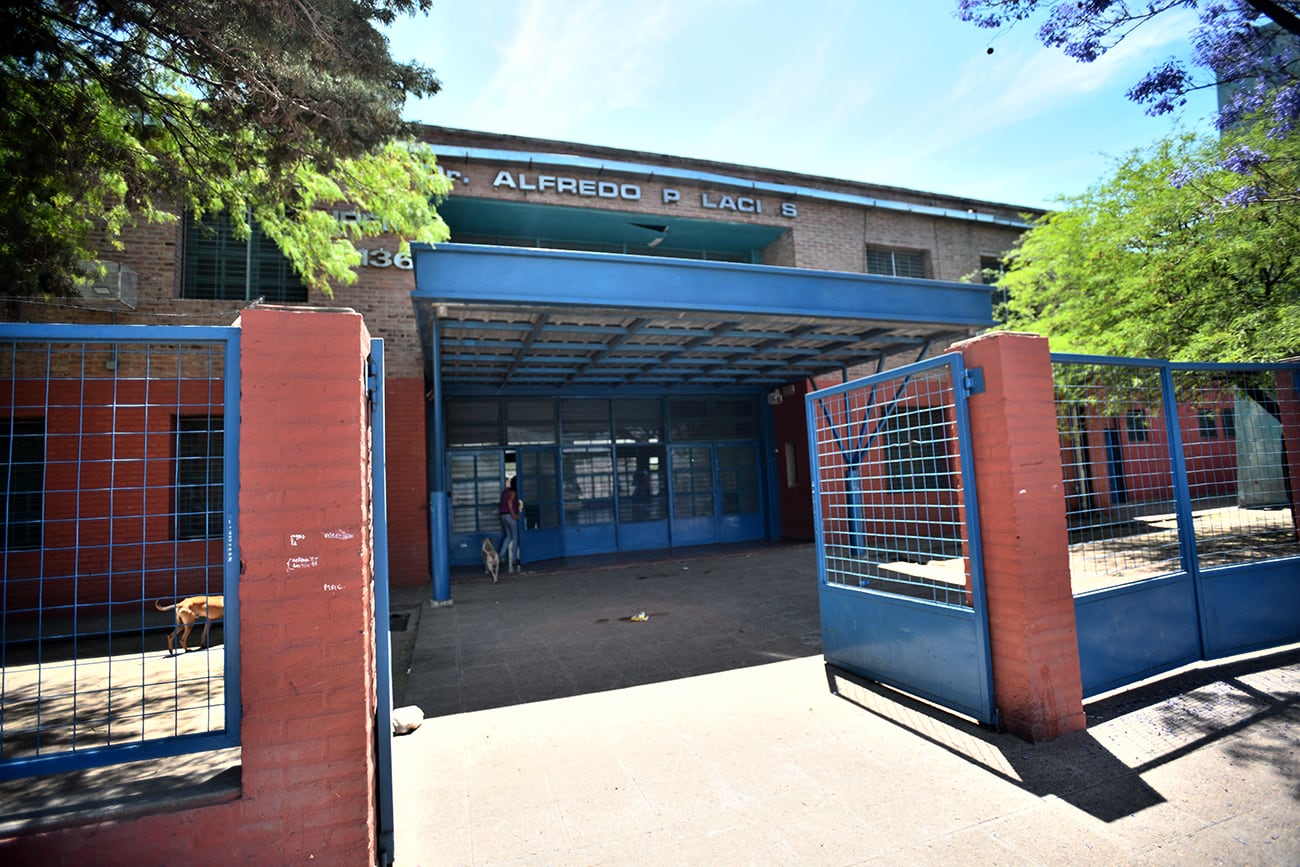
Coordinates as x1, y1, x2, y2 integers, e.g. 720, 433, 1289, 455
459, 0, 693, 139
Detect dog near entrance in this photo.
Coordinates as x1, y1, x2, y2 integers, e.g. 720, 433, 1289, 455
155, 595, 224, 655
481, 537, 501, 583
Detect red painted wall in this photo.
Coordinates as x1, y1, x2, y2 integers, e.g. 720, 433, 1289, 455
382, 376, 430, 586
2, 378, 223, 618
1, 308, 382, 863
771, 382, 814, 540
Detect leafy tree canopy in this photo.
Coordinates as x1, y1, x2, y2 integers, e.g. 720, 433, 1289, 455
996, 124, 1300, 361
0, 0, 451, 297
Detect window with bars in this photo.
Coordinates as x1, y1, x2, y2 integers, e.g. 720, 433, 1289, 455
882, 406, 952, 492
2, 418, 44, 550
1197, 410, 1219, 439
175, 416, 224, 540
182, 213, 307, 302
1126, 409, 1151, 443
979, 255, 1005, 284
866, 247, 929, 279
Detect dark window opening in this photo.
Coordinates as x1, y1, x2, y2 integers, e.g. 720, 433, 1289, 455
2, 418, 44, 550
182, 213, 307, 303
175, 416, 224, 540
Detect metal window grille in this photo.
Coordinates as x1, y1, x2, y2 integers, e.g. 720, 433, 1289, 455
506, 398, 557, 445
671, 446, 715, 519
810, 363, 972, 607
562, 446, 614, 525
865, 247, 928, 279
560, 398, 612, 444
1053, 358, 1300, 593
446, 398, 503, 447
616, 447, 666, 523
0, 328, 239, 780
448, 451, 503, 534
182, 212, 307, 303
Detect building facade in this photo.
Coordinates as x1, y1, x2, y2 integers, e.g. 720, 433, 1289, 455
3, 127, 1036, 589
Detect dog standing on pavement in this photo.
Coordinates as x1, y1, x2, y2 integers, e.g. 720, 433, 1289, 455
481, 537, 501, 583
155, 595, 224, 655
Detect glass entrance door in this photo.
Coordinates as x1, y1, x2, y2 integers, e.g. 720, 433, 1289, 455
670, 445, 716, 546
517, 448, 562, 563
718, 443, 763, 540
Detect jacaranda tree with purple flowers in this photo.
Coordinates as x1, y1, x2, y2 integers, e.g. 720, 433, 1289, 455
961, 0, 1300, 359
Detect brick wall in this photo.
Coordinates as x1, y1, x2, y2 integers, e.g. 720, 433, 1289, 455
0, 308, 382, 864
949, 331, 1086, 741
381, 376, 431, 584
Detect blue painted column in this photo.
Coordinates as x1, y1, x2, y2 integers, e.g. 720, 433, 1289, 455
428, 320, 452, 605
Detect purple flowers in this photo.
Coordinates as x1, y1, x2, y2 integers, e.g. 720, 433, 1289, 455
1222, 144, 1267, 174
959, 1, 1300, 140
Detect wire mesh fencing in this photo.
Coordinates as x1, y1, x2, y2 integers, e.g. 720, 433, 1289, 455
1052, 357, 1300, 593
1, 328, 237, 778
809, 360, 973, 608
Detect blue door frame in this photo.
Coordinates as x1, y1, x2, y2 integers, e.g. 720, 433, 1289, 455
807, 353, 996, 726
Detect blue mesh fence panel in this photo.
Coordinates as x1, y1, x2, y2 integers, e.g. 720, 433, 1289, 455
811, 363, 973, 607
1, 330, 237, 779
1052, 358, 1300, 593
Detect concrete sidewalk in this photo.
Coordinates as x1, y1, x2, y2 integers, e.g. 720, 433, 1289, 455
389, 545, 1300, 865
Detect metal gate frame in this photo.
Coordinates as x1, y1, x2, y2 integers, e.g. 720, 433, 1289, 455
807, 353, 996, 725
1055, 354, 1300, 697
0, 323, 242, 781
368, 339, 396, 865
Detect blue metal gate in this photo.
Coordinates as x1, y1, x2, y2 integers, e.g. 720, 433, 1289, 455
1053, 356, 1300, 697
368, 340, 396, 864
807, 353, 996, 725
0, 323, 241, 780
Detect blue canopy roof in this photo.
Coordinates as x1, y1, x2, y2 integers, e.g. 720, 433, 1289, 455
412, 243, 995, 391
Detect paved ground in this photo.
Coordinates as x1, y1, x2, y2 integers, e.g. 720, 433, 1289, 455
389, 543, 1300, 866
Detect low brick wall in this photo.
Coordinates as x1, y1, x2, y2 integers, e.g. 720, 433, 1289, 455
1, 308, 382, 864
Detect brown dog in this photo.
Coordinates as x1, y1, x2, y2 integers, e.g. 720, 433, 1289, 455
155, 595, 224, 654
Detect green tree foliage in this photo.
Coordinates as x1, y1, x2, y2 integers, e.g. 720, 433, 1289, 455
997, 128, 1300, 361
0, 0, 450, 297
957, 1, 1300, 207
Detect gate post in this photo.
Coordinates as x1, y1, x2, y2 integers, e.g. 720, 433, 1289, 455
949, 332, 1086, 741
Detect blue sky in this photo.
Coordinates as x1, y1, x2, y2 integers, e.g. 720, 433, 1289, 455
385, 1, 1218, 210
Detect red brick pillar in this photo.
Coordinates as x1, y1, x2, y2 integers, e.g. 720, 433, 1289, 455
950, 332, 1086, 741
236, 306, 379, 860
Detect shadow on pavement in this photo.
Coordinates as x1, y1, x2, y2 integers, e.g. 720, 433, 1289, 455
827, 645, 1300, 823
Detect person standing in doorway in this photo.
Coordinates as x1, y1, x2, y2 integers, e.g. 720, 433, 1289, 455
499, 476, 522, 573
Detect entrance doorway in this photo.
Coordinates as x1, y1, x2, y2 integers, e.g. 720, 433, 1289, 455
441, 394, 768, 565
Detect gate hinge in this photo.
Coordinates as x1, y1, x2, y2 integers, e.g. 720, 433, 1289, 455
962, 367, 985, 397
366, 355, 380, 411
